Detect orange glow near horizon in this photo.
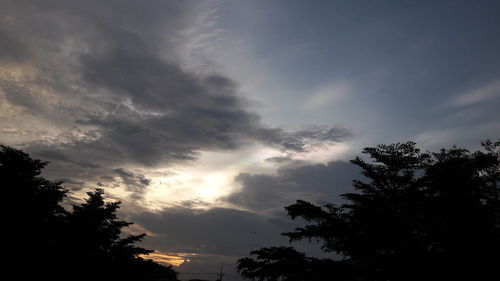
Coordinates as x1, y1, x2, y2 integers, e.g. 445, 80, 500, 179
141, 251, 196, 267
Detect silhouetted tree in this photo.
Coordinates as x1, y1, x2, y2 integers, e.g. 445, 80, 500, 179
0, 145, 178, 281
66, 189, 178, 280
238, 140, 500, 281
1, 145, 68, 279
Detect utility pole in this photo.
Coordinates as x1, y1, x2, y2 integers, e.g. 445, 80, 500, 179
215, 264, 224, 281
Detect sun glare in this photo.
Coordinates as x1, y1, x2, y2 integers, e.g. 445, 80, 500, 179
194, 173, 230, 199
138, 144, 352, 211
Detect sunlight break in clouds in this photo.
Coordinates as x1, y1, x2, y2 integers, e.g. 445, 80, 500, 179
141, 143, 349, 211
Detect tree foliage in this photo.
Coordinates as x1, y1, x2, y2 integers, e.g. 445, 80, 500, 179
0, 145, 178, 281
238, 140, 500, 281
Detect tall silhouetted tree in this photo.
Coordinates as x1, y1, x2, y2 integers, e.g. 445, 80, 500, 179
238, 140, 500, 281
66, 189, 177, 280
0, 145, 178, 281
1, 145, 68, 279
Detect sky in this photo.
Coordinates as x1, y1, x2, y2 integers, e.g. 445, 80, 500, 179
1, 0, 500, 280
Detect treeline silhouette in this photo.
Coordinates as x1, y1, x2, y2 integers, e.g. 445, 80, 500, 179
238, 141, 500, 281
0, 145, 178, 281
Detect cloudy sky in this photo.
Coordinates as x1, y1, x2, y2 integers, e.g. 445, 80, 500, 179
1, 0, 500, 279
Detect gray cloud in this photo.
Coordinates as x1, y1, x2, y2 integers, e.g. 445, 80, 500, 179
133, 206, 306, 281
135, 207, 293, 257
265, 156, 293, 164
0, 0, 350, 187
254, 126, 353, 153
113, 168, 151, 197
134, 199, 331, 281
226, 160, 361, 212
0, 28, 27, 63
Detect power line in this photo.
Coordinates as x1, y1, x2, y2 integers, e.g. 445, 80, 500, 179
177, 272, 243, 278
178, 264, 243, 280
217, 264, 224, 281
178, 272, 220, 275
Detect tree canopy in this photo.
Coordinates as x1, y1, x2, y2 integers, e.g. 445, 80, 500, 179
238, 140, 500, 281
0, 145, 178, 281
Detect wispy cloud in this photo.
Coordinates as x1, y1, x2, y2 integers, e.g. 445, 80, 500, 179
305, 80, 353, 110
447, 79, 500, 108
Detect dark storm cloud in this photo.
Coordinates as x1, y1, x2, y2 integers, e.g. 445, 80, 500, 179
0, 0, 350, 184
113, 168, 151, 197
0, 28, 28, 63
114, 168, 151, 186
265, 156, 293, 164
226, 160, 361, 212
254, 126, 353, 153
135, 207, 293, 257
134, 206, 312, 281
35, 148, 100, 169
2, 82, 44, 111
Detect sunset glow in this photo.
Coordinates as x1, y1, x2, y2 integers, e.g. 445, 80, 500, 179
141, 252, 196, 267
